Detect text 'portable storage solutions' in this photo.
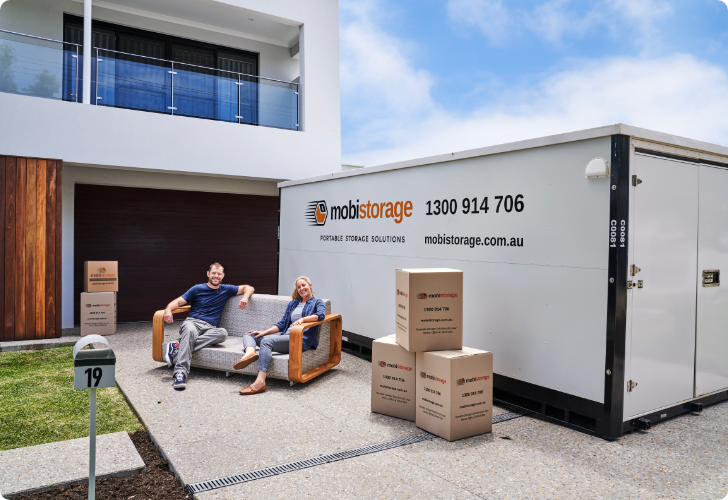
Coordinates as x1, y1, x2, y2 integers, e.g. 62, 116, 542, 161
278, 124, 728, 439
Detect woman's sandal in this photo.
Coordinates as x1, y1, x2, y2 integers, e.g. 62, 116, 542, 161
233, 352, 259, 370
239, 383, 266, 395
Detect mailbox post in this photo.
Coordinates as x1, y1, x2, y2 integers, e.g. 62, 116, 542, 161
73, 335, 116, 500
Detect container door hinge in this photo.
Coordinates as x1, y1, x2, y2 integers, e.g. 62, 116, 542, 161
631, 264, 641, 276
627, 281, 633, 289
627, 380, 638, 392
632, 175, 642, 186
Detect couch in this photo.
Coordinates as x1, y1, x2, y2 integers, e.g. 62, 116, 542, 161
152, 294, 342, 383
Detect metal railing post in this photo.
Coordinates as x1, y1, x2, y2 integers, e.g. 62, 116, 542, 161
235, 74, 244, 123
296, 83, 301, 131
168, 62, 176, 115
95, 47, 100, 105
73, 46, 79, 102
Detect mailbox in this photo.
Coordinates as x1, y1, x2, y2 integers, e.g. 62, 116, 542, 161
73, 335, 116, 390
72, 335, 117, 500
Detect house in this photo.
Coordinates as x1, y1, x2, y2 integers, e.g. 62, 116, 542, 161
0, 0, 341, 328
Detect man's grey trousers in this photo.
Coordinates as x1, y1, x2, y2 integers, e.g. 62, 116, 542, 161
173, 318, 227, 376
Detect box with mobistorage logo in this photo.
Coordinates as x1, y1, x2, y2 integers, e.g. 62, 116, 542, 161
395, 268, 463, 352
371, 334, 417, 421
84, 261, 119, 292
81, 292, 117, 336
415, 347, 493, 441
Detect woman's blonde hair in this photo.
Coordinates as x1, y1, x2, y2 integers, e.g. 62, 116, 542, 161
291, 276, 314, 300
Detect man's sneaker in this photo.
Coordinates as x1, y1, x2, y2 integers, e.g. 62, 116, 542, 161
173, 372, 187, 390
164, 342, 179, 367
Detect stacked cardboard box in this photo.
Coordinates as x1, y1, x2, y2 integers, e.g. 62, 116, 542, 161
371, 268, 493, 441
81, 261, 118, 336
371, 335, 416, 421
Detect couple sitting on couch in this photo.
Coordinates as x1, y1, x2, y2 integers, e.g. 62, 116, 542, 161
162, 263, 325, 394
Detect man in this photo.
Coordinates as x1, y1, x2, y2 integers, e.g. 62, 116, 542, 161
163, 263, 254, 390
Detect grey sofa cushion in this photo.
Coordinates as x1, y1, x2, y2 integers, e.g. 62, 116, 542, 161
189, 294, 332, 381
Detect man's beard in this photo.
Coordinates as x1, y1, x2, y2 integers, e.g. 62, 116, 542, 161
208, 278, 221, 286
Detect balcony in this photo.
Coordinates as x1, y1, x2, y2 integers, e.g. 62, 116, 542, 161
0, 29, 300, 131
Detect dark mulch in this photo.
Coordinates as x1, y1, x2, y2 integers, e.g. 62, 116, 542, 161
14, 430, 191, 500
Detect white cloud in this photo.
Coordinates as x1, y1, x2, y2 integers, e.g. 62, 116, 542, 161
341, 0, 728, 167
446, 0, 511, 44
601, 0, 673, 55
343, 53, 728, 167
445, 0, 673, 51
340, 0, 438, 152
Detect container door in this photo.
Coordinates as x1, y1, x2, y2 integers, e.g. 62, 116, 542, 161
627, 154, 699, 418
695, 165, 728, 397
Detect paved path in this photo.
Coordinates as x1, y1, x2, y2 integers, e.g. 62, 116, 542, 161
0, 336, 82, 353
0, 431, 144, 498
101, 324, 727, 499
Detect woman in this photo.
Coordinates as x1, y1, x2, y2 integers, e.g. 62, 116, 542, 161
233, 276, 325, 395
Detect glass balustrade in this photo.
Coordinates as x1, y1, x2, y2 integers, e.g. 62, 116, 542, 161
0, 29, 301, 131
95, 50, 171, 113
95, 48, 299, 130
0, 29, 80, 102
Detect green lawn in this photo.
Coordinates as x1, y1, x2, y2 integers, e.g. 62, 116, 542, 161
0, 347, 143, 451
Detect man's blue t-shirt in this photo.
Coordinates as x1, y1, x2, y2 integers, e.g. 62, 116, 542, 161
181, 284, 238, 327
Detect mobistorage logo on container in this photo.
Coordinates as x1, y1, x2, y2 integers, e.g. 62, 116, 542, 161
308, 199, 413, 226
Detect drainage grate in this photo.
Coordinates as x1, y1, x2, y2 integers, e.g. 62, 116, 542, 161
186, 411, 530, 495
186, 432, 436, 495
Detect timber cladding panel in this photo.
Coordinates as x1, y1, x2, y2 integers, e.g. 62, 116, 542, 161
0, 156, 62, 340
74, 185, 279, 324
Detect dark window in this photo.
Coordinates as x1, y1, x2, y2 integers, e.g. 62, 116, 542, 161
63, 14, 259, 120
118, 33, 165, 59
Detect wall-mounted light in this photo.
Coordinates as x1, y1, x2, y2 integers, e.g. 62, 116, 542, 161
585, 157, 610, 179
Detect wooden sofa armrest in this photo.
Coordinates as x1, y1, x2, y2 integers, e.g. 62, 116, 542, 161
152, 306, 191, 362
288, 314, 342, 384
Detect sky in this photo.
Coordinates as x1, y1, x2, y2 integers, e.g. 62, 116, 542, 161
339, 0, 728, 167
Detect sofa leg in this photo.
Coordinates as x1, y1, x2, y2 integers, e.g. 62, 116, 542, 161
289, 381, 296, 387
226, 372, 230, 378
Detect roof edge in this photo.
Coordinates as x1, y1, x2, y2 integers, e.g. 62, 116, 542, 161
279, 124, 728, 189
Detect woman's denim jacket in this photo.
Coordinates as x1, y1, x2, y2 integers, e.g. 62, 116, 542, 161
275, 297, 326, 350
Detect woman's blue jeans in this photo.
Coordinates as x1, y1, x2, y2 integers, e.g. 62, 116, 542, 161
242, 333, 290, 373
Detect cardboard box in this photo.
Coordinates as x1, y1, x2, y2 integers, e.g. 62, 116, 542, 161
371, 335, 417, 421
81, 292, 117, 336
395, 268, 463, 352
84, 261, 119, 292
415, 348, 493, 441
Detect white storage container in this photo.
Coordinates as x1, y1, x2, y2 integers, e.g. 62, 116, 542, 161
278, 124, 728, 439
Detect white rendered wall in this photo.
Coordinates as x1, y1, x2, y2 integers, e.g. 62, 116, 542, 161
0, 91, 339, 180
61, 164, 278, 328
279, 138, 612, 403
0, 0, 342, 178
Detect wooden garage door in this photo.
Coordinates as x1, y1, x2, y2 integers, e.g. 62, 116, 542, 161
74, 184, 278, 323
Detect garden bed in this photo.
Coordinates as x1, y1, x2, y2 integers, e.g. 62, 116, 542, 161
15, 430, 190, 500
